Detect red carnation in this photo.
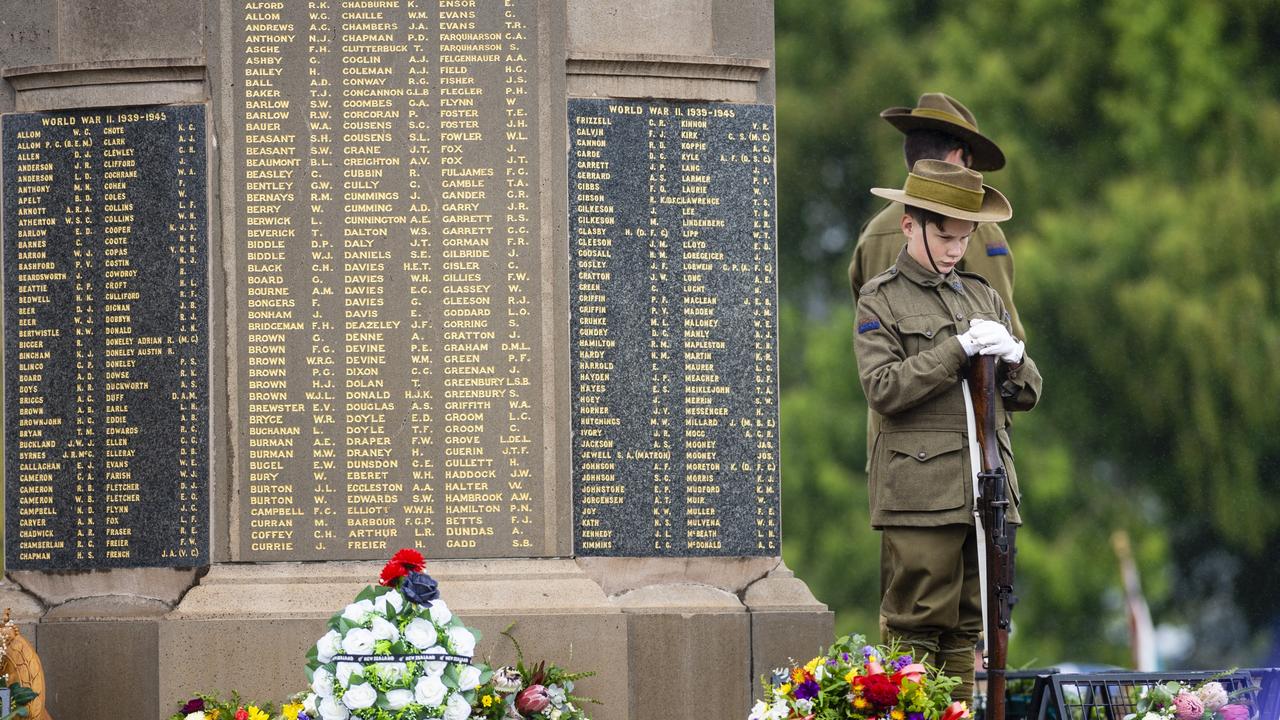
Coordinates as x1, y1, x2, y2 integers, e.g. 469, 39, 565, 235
380, 548, 426, 587
862, 673, 901, 709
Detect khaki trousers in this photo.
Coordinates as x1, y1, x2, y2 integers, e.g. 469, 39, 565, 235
879, 524, 982, 702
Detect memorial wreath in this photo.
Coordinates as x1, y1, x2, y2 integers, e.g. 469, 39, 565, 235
301, 548, 489, 720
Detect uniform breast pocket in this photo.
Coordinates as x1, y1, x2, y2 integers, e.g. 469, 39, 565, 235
875, 430, 966, 511
896, 315, 954, 356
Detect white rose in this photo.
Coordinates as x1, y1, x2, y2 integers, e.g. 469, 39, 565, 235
312, 667, 336, 698
342, 682, 377, 710
375, 661, 409, 684
303, 693, 319, 715
386, 688, 414, 711
444, 691, 472, 720
185, 712, 207, 720
429, 599, 452, 624
375, 590, 405, 615
404, 618, 439, 650
748, 701, 768, 720
335, 661, 363, 688
341, 628, 376, 656
317, 629, 343, 663
370, 615, 401, 643
423, 645, 448, 676
319, 696, 351, 720
549, 709, 562, 720
415, 674, 448, 707
342, 599, 376, 623
447, 626, 476, 656
457, 665, 483, 691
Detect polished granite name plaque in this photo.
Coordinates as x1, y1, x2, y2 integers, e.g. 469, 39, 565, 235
569, 99, 780, 556
3, 104, 209, 569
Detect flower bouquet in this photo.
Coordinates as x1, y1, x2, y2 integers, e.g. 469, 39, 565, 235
300, 549, 491, 720
470, 627, 597, 720
749, 634, 969, 720
1128, 679, 1254, 720
167, 692, 278, 720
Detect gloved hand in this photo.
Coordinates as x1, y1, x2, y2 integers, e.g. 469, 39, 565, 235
969, 319, 1024, 364
955, 328, 983, 357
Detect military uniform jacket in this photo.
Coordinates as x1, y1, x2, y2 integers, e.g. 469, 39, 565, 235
855, 248, 1042, 529
849, 202, 1025, 340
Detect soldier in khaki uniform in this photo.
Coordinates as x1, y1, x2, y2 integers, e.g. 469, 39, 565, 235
854, 159, 1042, 701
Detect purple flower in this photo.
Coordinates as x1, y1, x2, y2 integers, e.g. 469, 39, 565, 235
862, 646, 876, 659
794, 679, 821, 701
182, 699, 205, 714
893, 655, 914, 671
298, 714, 311, 720
842, 653, 850, 662
908, 713, 925, 720
401, 571, 440, 605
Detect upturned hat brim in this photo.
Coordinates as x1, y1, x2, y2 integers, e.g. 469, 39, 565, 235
870, 184, 1012, 223
880, 106, 1006, 172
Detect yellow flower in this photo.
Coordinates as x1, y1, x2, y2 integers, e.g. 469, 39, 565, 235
891, 710, 905, 720
778, 683, 792, 697
853, 696, 870, 710
804, 656, 823, 674
791, 667, 807, 684
845, 671, 859, 686
247, 707, 270, 720
482, 695, 494, 708
208, 711, 221, 720
283, 703, 304, 720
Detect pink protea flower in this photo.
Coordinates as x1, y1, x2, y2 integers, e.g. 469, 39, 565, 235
516, 685, 550, 714
1218, 704, 1250, 720
1172, 691, 1205, 720
1195, 682, 1229, 712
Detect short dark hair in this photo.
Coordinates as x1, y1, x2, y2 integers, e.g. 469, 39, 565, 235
905, 204, 950, 231
904, 129, 970, 168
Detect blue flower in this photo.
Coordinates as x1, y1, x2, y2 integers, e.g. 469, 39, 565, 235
401, 571, 440, 605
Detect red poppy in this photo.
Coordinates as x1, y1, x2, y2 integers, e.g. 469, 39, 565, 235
380, 548, 426, 586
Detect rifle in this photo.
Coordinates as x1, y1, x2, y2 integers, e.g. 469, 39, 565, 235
965, 355, 1018, 720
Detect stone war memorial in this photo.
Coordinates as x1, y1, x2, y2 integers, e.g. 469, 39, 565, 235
0, 0, 831, 718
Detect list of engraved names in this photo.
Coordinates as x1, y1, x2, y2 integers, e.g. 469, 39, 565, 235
569, 100, 779, 556
3, 106, 208, 569
235, 0, 543, 559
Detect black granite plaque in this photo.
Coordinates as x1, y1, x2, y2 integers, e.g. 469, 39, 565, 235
569, 99, 779, 556
3, 105, 209, 569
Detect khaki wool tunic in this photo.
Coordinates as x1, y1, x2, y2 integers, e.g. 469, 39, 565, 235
855, 248, 1042, 529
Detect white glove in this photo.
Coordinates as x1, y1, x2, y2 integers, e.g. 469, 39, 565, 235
969, 319, 1024, 364
955, 329, 982, 357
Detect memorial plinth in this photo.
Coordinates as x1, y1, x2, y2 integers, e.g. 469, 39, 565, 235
0, 2, 830, 719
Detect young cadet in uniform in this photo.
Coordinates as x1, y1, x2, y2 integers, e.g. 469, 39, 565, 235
853, 159, 1042, 702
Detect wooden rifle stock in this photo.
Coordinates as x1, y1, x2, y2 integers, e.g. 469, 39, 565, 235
966, 355, 1018, 720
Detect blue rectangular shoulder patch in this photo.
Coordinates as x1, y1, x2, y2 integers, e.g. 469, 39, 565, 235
857, 320, 881, 334
986, 244, 1009, 256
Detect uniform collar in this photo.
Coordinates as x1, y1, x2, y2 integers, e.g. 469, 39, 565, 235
895, 246, 963, 291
